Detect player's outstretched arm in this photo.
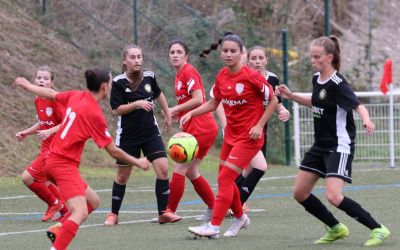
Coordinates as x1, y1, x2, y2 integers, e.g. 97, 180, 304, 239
14, 77, 58, 100
105, 142, 150, 170
180, 98, 219, 127
15, 122, 40, 141
275, 84, 312, 108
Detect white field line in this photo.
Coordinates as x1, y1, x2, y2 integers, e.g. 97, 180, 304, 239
0, 209, 265, 237
1, 167, 397, 200
0, 208, 266, 216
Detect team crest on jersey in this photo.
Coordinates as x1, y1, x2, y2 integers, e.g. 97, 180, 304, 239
176, 81, 182, 90
235, 83, 244, 95
45, 107, 53, 117
319, 89, 327, 100
144, 84, 152, 93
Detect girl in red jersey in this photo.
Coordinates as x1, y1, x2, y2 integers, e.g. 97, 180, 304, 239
167, 40, 218, 221
15, 67, 149, 250
183, 34, 278, 238
16, 66, 68, 222
276, 36, 390, 246
235, 46, 290, 209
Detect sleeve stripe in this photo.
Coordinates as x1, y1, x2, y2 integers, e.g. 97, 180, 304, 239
187, 78, 195, 93
209, 85, 215, 99
264, 84, 270, 101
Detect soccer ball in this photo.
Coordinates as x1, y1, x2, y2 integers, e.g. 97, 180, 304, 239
167, 132, 199, 163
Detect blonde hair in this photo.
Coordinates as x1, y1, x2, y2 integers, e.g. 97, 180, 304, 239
36, 65, 54, 81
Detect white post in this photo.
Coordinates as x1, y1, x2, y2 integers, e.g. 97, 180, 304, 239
293, 102, 300, 166
389, 84, 395, 168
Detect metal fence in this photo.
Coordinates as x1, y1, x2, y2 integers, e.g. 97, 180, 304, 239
293, 91, 400, 167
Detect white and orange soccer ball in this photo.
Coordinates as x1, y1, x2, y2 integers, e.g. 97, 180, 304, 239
167, 132, 199, 163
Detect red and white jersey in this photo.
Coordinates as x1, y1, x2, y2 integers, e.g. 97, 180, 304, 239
35, 97, 63, 154
211, 65, 274, 148
175, 63, 217, 135
48, 90, 113, 165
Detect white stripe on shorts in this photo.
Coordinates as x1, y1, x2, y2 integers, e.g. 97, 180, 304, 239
338, 153, 348, 176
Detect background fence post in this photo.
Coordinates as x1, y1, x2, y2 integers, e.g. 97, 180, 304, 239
282, 29, 291, 165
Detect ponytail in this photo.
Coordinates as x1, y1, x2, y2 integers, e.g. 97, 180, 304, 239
199, 32, 236, 58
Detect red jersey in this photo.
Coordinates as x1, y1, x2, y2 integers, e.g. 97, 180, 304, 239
48, 90, 113, 165
211, 65, 274, 148
35, 97, 63, 154
175, 63, 217, 135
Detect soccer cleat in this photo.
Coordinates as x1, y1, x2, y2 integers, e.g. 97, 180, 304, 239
364, 225, 390, 247
41, 201, 62, 222
47, 222, 62, 244
158, 209, 182, 224
188, 222, 220, 239
223, 214, 250, 237
104, 212, 118, 226
314, 223, 349, 244
195, 208, 212, 223
53, 202, 70, 222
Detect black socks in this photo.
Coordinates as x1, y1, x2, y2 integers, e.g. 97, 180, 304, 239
111, 181, 126, 215
299, 194, 340, 227
155, 179, 170, 215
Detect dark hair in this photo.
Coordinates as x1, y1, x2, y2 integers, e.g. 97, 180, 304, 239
311, 35, 341, 71
199, 32, 241, 57
169, 40, 189, 55
84, 67, 110, 92
36, 65, 54, 81
121, 44, 142, 73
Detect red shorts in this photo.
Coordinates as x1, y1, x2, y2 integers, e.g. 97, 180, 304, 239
193, 129, 218, 160
219, 141, 260, 169
44, 157, 88, 201
26, 154, 47, 183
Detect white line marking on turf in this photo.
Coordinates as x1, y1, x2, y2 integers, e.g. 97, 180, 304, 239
1, 168, 397, 200
0, 209, 265, 237
0, 209, 266, 216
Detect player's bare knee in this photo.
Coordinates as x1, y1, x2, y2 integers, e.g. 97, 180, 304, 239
325, 191, 342, 207
21, 170, 33, 185
293, 189, 308, 202
115, 175, 129, 184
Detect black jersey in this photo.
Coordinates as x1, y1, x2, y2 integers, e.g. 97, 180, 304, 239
110, 71, 162, 145
265, 71, 282, 103
311, 71, 360, 154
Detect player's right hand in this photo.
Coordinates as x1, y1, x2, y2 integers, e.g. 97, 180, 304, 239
15, 131, 27, 141
275, 84, 292, 99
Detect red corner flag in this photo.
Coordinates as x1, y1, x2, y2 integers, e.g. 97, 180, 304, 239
380, 59, 393, 94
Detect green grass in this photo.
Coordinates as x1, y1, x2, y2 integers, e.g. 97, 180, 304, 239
0, 160, 399, 250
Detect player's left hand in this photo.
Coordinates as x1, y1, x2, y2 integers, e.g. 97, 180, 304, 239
37, 129, 52, 140
14, 77, 31, 89
363, 120, 375, 136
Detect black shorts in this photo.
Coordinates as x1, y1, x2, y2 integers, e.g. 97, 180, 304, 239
299, 146, 353, 183
117, 134, 167, 164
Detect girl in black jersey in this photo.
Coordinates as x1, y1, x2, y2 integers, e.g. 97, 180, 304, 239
104, 45, 181, 225
276, 36, 390, 246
